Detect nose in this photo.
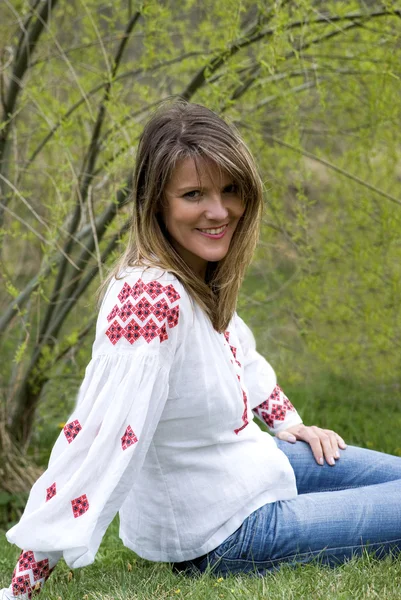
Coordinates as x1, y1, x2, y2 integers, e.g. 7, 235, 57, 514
204, 192, 229, 222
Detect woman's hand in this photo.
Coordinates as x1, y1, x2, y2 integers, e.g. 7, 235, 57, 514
276, 424, 347, 466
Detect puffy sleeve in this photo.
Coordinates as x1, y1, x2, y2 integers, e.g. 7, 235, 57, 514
6, 268, 187, 569
235, 313, 303, 433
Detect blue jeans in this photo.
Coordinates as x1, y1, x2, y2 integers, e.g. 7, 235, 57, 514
174, 440, 401, 576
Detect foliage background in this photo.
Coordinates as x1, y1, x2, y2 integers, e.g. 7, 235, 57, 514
0, 0, 401, 524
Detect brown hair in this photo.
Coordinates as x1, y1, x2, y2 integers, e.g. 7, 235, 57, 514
101, 99, 263, 332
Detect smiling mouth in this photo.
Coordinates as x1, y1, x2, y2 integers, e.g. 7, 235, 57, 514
196, 224, 228, 234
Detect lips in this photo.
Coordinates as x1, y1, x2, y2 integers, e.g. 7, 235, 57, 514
196, 224, 228, 234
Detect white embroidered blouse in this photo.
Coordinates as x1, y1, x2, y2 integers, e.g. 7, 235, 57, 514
6, 266, 303, 568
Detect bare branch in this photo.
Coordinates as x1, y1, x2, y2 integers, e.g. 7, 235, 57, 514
87, 185, 104, 283
51, 315, 97, 366
0, 0, 59, 227
248, 124, 401, 208
26, 52, 203, 168
10, 220, 130, 444
1, 0, 59, 127
38, 11, 142, 344
226, 20, 360, 104
181, 7, 401, 101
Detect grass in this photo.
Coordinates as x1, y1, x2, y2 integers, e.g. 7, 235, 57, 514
1, 375, 401, 598
1, 518, 401, 600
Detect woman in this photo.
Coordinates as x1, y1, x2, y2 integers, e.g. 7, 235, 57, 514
2, 101, 401, 598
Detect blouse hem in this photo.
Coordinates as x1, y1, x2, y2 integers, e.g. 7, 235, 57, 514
119, 485, 297, 563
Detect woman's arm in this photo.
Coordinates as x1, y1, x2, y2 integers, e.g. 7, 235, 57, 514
235, 313, 346, 465
3, 268, 187, 596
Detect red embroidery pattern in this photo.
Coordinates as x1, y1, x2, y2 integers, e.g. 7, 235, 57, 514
12, 551, 52, 599
121, 425, 138, 450
12, 573, 31, 598
63, 419, 82, 443
119, 300, 134, 322
225, 330, 248, 434
118, 282, 132, 302
234, 388, 249, 435
159, 323, 168, 342
18, 551, 35, 570
106, 320, 124, 345
107, 304, 119, 322
105, 279, 181, 346
142, 318, 160, 343
253, 384, 295, 429
225, 333, 241, 368
71, 494, 89, 518
46, 482, 56, 502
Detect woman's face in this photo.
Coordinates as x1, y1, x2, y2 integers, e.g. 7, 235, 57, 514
163, 157, 245, 279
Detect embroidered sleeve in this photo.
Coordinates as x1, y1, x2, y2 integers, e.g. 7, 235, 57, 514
1, 549, 61, 599
6, 270, 186, 569
252, 384, 301, 432
234, 313, 303, 433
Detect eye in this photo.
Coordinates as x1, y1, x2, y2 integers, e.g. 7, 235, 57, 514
183, 189, 202, 200
222, 183, 238, 194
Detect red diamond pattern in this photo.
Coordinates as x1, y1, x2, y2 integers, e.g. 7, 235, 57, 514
119, 299, 134, 322
224, 331, 230, 343
164, 284, 180, 303
284, 396, 295, 411
19, 551, 35, 570
253, 384, 295, 430
64, 419, 82, 443
230, 345, 237, 358
121, 425, 138, 450
167, 306, 179, 328
144, 280, 164, 299
258, 398, 269, 411
46, 482, 56, 502
13, 551, 52, 599
71, 494, 89, 518
271, 404, 286, 421
159, 323, 169, 343
106, 319, 124, 344
132, 298, 152, 322
106, 279, 180, 346
152, 299, 169, 322
131, 278, 145, 299
32, 559, 49, 582
107, 304, 119, 322
123, 319, 143, 344
142, 318, 160, 343
12, 573, 31, 598
118, 282, 132, 302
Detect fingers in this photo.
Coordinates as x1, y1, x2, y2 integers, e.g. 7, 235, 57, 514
276, 425, 347, 466
276, 430, 297, 444
320, 430, 337, 466
305, 427, 346, 466
336, 433, 347, 450
306, 429, 326, 465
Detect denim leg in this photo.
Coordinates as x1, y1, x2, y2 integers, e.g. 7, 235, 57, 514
203, 477, 401, 576
274, 439, 401, 494
186, 444, 401, 576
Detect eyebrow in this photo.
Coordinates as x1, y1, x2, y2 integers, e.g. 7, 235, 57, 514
174, 181, 234, 194
175, 185, 202, 193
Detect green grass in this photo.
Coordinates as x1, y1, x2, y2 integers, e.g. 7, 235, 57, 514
1, 375, 401, 599
1, 518, 401, 600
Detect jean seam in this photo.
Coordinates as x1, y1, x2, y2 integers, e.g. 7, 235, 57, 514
305, 482, 376, 493
216, 535, 401, 566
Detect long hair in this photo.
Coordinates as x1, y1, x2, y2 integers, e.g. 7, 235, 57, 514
101, 100, 263, 332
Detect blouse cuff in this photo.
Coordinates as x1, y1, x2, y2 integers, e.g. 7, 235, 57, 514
252, 384, 303, 433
